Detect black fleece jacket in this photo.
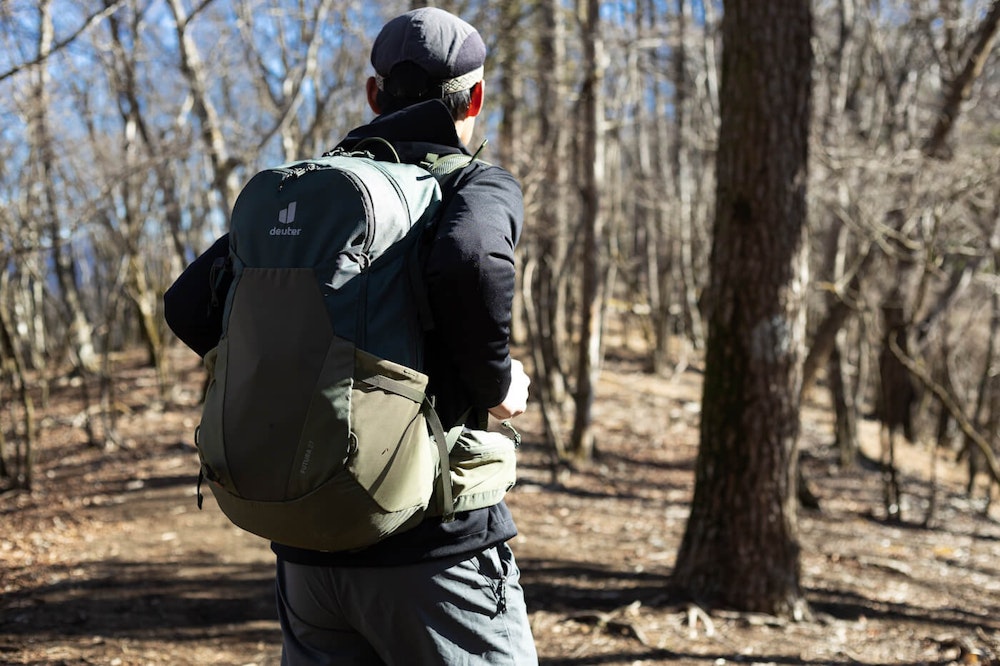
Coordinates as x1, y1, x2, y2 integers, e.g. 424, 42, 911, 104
163, 100, 523, 565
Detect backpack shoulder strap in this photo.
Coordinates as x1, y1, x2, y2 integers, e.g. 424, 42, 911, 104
420, 139, 490, 187
408, 142, 489, 336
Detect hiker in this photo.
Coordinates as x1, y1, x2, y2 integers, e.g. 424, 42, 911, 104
164, 6, 536, 665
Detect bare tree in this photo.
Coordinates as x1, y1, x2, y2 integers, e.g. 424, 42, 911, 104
0, 1, 125, 83
674, 0, 714, 353
673, 0, 813, 617
568, 0, 606, 461
923, 0, 1000, 158
804, 1, 1000, 507
521, 0, 572, 461
29, 0, 100, 374
3, 0, 998, 540
0, 270, 37, 491
165, 0, 241, 211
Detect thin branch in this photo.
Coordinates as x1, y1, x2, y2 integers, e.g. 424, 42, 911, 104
0, 1, 127, 84
923, 0, 1000, 159
888, 337, 1000, 486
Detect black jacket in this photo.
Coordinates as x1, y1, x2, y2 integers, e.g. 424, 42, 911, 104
164, 100, 522, 565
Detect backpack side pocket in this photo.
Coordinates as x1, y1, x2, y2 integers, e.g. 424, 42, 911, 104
446, 430, 518, 513
349, 349, 435, 513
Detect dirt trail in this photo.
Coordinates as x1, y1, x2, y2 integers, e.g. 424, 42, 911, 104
3, 349, 999, 665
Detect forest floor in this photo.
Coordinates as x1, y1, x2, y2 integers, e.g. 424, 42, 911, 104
2, 344, 1000, 665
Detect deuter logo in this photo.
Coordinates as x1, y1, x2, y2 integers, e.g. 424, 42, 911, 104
271, 201, 303, 236
279, 202, 296, 224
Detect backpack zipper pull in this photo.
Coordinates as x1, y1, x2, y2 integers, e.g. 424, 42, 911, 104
500, 420, 521, 448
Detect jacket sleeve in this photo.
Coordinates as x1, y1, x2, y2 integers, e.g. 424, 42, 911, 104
163, 234, 231, 358
424, 164, 523, 410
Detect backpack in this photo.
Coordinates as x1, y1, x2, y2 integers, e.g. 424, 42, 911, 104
195, 141, 518, 552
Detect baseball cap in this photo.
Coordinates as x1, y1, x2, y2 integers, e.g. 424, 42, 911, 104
371, 7, 486, 98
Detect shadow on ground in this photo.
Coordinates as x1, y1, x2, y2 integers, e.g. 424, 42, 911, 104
1, 557, 278, 644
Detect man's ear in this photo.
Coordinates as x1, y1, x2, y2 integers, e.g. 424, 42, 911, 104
366, 77, 381, 114
467, 80, 484, 118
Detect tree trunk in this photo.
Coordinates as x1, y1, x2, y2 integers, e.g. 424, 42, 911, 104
645, 0, 684, 372
673, 0, 813, 618
32, 0, 98, 374
166, 0, 240, 211
526, 0, 572, 455
800, 210, 874, 400
672, 0, 706, 353
496, 0, 526, 346
0, 270, 36, 490
830, 335, 859, 467
635, 0, 668, 372
569, 0, 605, 461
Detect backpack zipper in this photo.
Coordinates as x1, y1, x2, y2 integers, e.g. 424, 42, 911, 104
339, 166, 376, 347
275, 161, 324, 190
367, 160, 414, 227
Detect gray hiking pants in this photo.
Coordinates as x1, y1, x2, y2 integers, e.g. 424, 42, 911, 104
275, 543, 538, 665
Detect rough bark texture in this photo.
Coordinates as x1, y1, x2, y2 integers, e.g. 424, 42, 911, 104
673, 0, 813, 617
569, 0, 605, 461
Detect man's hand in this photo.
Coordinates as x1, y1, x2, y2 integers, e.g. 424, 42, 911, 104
488, 359, 530, 420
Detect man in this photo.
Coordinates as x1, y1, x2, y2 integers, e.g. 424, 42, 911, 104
164, 7, 536, 665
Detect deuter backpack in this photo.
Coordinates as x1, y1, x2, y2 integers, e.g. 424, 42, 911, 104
195, 141, 517, 552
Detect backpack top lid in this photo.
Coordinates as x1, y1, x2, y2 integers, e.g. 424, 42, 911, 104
230, 154, 443, 273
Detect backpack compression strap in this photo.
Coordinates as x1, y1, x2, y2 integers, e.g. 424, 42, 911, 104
423, 401, 461, 522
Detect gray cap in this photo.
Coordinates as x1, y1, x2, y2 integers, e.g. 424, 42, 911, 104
371, 7, 486, 96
